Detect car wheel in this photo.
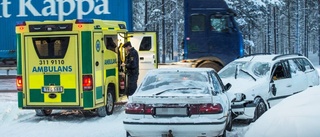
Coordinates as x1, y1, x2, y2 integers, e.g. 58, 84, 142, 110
106, 89, 115, 115
35, 109, 52, 116
216, 129, 226, 137
252, 98, 267, 122
126, 131, 132, 137
226, 112, 233, 131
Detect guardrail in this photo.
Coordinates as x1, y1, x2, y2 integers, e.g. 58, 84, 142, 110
0, 65, 16, 79
0, 66, 16, 75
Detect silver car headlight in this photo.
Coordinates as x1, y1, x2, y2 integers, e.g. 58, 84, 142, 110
234, 93, 246, 102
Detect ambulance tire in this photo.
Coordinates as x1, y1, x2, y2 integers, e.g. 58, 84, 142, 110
97, 106, 107, 117
106, 89, 115, 115
35, 109, 52, 116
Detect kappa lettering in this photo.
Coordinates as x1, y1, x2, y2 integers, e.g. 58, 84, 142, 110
0, 0, 12, 18
0, 0, 110, 20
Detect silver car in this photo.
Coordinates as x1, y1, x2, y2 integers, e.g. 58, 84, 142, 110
123, 68, 232, 137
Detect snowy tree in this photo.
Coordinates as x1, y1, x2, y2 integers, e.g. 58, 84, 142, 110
132, 0, 184, 63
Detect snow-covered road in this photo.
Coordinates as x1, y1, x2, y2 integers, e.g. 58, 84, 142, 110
0, 92, 127, 137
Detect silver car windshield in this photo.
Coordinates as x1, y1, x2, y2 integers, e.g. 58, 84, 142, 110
139, 71, 212, 95
219, 61, 271, 79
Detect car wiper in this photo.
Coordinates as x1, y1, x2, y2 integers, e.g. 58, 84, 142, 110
155, 88, 201, 95
240, 69, 256, 81
174, 87, 202, 90
155, 89, 173, 95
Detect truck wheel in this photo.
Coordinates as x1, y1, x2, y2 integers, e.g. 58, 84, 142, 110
97, 106, 107, 117
35, 109, 52, 116
197, 61, 223, 72
252, 98, 267, 122
106, 89, 115, 115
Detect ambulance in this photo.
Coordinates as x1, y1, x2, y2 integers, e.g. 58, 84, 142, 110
15, 19, 157, 117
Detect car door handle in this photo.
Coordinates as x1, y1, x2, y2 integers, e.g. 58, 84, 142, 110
287, 84, 292, 87
140, 57, 144, 60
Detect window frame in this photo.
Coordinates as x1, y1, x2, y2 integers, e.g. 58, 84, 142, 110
190, 14, 206, 32
32, 37, 70, 59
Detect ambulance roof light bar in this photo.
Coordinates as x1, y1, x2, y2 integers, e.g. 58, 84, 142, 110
16, 21, 26, 26
75, 19, 94, 24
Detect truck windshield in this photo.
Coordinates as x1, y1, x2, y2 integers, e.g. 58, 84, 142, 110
210, 15, 232, 32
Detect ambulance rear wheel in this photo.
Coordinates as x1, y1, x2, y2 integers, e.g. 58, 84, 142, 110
97, 106, 107, 117
106, 89, 115, 115
35, 109, 52, 116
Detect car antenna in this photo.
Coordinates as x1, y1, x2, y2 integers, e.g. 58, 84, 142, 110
235, 64, 240, 79
250, 56, 254, 61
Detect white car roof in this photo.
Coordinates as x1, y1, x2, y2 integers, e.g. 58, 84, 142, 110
235, 54, 306, 63
149, 67, 215, 73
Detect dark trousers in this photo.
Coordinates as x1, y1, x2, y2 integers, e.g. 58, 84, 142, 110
127, 73, 139, 96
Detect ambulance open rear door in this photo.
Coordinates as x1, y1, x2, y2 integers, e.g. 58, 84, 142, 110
127, 32, 158, 85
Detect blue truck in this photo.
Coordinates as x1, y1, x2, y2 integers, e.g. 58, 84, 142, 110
0, 0, 132, 64
2, 0, 243, 71
182, 0, 244, 71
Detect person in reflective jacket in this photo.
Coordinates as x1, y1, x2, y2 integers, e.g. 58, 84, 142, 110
121, 41, 139, 96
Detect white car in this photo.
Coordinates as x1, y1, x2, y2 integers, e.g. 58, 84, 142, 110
245, 86, 320, 137
218, 54, 319, 122
123, 68, 232, 137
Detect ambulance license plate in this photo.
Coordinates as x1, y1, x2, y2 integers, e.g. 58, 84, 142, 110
42, 86, 64, 93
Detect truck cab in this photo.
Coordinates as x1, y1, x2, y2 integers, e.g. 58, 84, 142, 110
183, 0, 244, 71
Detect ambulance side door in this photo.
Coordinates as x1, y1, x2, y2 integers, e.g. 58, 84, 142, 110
93, 32, 104, 105
127, 32, 158, 85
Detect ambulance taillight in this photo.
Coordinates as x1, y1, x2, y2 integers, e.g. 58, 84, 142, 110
16, 76, 23, 91
83, 75, 93, 91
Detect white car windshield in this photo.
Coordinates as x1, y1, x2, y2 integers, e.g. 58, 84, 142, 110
139, 71, 213, 95
219, 61, 271, 79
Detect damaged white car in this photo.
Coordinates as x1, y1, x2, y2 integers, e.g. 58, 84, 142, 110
218, 54, 319, 122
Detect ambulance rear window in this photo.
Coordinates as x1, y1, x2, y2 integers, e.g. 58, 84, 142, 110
32, 37, 69, 59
